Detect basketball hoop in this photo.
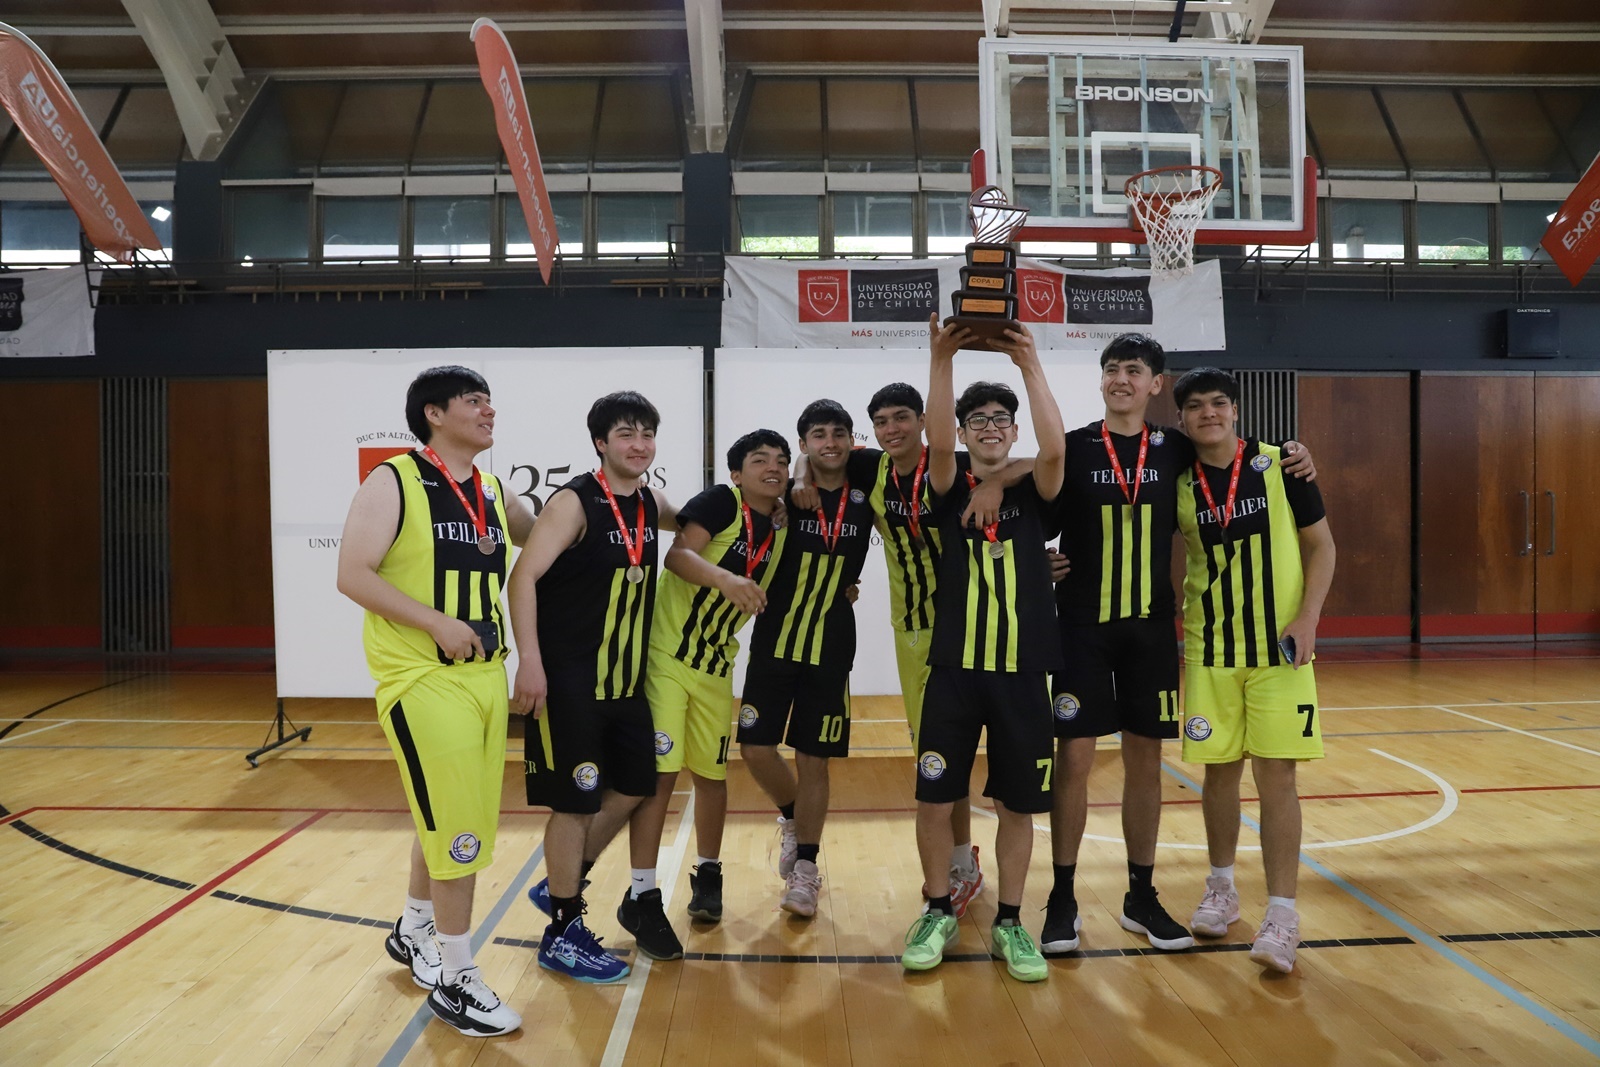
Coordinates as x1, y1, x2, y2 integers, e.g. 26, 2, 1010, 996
1125, 164, 1224, 275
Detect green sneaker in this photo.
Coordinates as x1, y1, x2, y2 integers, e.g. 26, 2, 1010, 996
990, 919, 1048, 982
902, 911, 959, 971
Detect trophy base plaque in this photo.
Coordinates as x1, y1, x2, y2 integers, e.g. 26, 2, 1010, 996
943, 315, 1021, 350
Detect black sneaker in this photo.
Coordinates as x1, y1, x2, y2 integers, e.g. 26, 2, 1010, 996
1119, 890, 1197, 951
617, 887, 684, 961
1040, 891, 1082, 955
687, 861, 723, 922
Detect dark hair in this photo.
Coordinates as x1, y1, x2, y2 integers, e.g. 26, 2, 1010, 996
867, 382, 924, 419
1173, 366, 1239, 407
955, 380, 1019, 425
405, 365, 490, 444
727, 428, 791, 472
586, 391, 661, 457
796, 398, 853, 438
1100, 333, 1166, 375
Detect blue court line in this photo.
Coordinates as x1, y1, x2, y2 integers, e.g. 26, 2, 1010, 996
374, 841, 544, 1066
1159, 762, 1600, 1060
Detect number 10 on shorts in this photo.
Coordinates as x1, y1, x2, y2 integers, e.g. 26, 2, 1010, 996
818, 714, 845, 743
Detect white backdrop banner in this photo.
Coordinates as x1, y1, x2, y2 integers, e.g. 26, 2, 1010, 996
0, 267, 97, 357
714, 347, 1105, 696
721, 256, 1224, 352
268, 347, 704, 699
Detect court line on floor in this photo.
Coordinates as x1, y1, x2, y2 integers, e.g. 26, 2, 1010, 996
0, 810, 326, 1030
1433, 705, 1600, 758
601, 791, 697, 1067
1157, 762, 1600, 1060
0, 673, 149, 742
0, 721, 69, 745
374, 840, 546, 1066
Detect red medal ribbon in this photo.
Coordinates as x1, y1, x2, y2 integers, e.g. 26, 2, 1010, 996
889, 447, 928, 541
815, 483, 850, 553
594, 468, 646, 571
419, 444, 489, 542
740, 499, 775, 578
1101, 421, 1150, 506
1194, 438, 1247, 531
963, 470, 1001, 549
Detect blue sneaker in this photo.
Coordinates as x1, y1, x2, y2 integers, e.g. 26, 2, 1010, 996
537, 917, 630, 984
528, 876, 589, 918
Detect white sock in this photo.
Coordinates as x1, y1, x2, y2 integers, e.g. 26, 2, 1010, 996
436, 929, 474, 983
1266, 895, 1296, 913
697, 855, 720, 868
630, 868, 657, 899
402, 895, 434, 935
950, 842, 977, 876
1210, 865, 1236, 886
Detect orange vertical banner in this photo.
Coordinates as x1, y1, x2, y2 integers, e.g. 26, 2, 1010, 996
0, 22, 164, 263
471, 18, 559, 285
1541, 151, 1600, 287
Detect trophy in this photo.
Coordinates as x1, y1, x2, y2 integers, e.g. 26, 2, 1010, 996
944, 185, 1030, 351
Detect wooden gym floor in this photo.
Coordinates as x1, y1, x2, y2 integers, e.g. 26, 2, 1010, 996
0, 646, 1597, 1066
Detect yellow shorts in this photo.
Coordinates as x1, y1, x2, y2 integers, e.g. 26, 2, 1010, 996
894, 627, 933, 744
377, 663, 508, 881
646, 653, 733, 780
1180, 662, 1323, 763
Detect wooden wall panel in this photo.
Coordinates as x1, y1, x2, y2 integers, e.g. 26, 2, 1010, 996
1297, 375, 1412, 638
168, 380, 273, 647
0, 382, 101, 646
1534, 375, 1600, 636
1418, 374, 1536, 638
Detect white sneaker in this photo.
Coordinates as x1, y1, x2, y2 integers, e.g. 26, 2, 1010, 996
1190, 875, 1241, 938
427, 967, 522, 1037
780, 859, 822, 917
775, 817, 799, 878
1249, 905, 1300, 974
384, 917, 442, 989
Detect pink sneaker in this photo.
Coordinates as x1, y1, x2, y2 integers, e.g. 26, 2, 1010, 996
780, 859, 822, 917
949, 846, 985, 919
775, 817, 799, 878
1249, 905, 1300, 974
1190, 876, 1241, 937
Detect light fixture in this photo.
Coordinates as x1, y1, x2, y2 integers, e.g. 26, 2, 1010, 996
150, 205, 172, 222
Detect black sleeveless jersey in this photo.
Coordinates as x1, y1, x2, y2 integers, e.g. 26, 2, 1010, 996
535, 473, 659, 699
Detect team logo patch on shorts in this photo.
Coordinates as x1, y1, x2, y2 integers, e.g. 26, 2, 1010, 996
849, 488, 866, 504
739, 704, 758, 728
1250, 453, 1272, 472
1184, 716, 1213, 741
918, 751, 947, 780
573, 762, 600, 791
449, 833, 480, 863
654, 731, 673, 755
1053, 692, 1081, 720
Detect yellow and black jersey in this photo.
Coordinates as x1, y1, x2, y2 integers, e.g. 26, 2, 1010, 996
928, 471, 1063, 673
867, 449, 972, 632
748, 450, 880, 668
1177, 439, 1326, 668
535, 473, 659, 700
1054, 421, 1194, 626
651, 485, 786, 679
363, 451, 512, 700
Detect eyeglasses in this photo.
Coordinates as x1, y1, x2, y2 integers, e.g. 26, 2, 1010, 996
963, 412, 1015, 430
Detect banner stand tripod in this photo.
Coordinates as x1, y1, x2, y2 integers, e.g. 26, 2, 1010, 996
247, 699, 311, 768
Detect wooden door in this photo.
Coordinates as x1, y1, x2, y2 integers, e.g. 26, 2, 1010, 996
1534, 374, 1600, 637
1418, 374, 1536, 640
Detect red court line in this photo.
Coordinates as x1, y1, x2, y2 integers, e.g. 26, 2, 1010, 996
0, 806, 39, 828
0, 810, 327, 1030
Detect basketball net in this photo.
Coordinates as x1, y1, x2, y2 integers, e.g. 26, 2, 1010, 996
1126, 164, 1224, 276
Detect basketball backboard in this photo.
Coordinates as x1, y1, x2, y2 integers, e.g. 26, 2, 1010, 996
977, 37, 1311, 246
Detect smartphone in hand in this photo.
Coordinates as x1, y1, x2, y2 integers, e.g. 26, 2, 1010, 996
1279, 634, 1297, 667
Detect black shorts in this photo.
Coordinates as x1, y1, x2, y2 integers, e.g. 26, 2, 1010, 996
1053, 618, 1180, 741
736, 656, 851, 759
524, 680, 657, 814
916, 666, 1054, 814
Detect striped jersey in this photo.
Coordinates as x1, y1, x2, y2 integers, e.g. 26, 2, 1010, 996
362, 451, 512, 708
748, 451, 879, 668
535, 473, 659, 699
866, 448, 972, 632
651, 485, 786, 679
1054, 421, 1194, 625
928, 471, 1063, 673
1177, 439, 1325, 668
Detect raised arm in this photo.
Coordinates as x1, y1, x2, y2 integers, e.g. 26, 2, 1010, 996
1282, 517, 1336, 668
506, 488, 585, 715
927, 313, 971, 495
990, 325, 1064, 500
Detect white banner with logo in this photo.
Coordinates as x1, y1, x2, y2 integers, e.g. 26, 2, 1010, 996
268, 347, 704, 699
715, 347, 1104, 696
0, 267, 97, 357
722, 256, 1224, 352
